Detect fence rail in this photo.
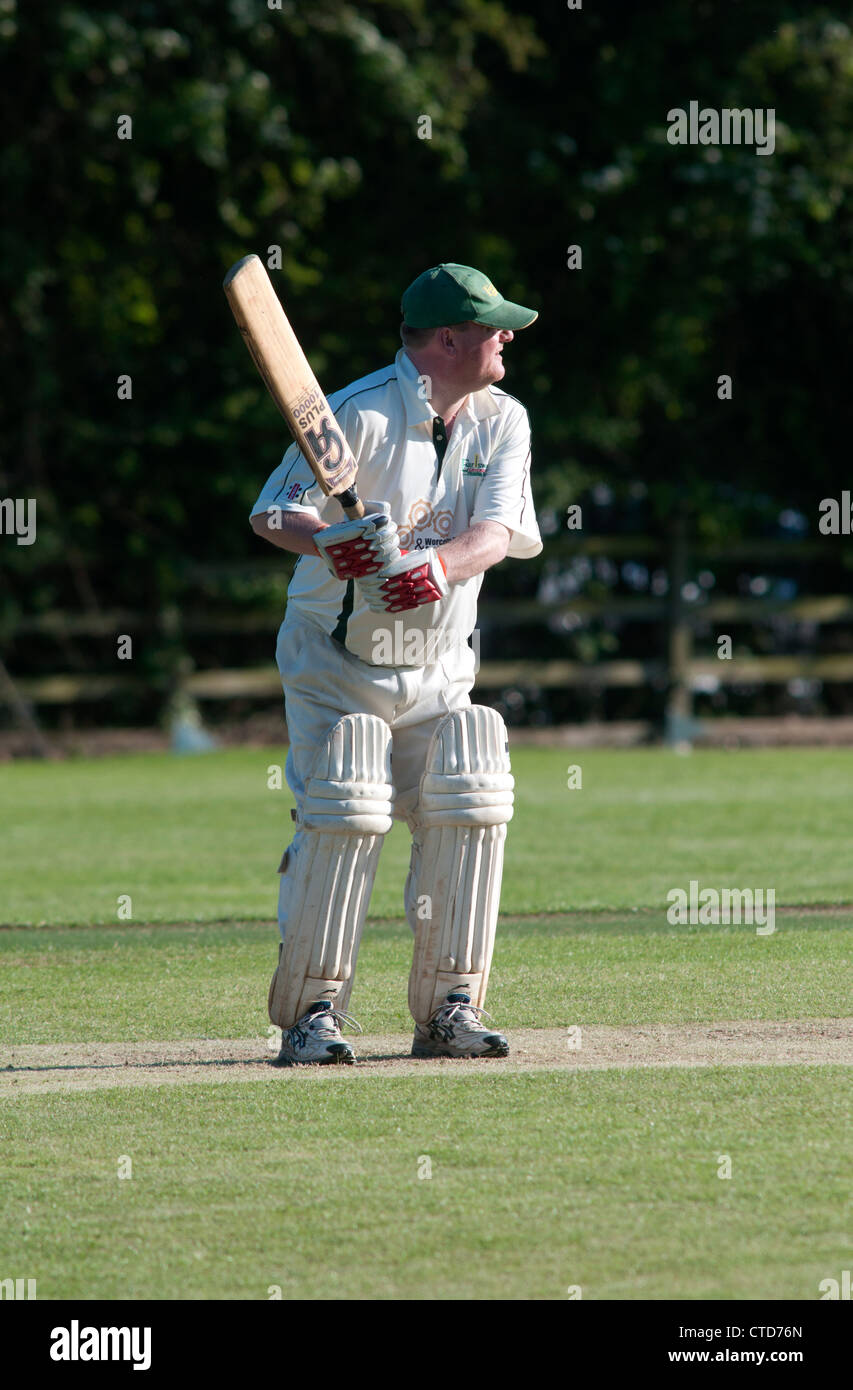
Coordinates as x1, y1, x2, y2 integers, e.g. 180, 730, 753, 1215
8, 593, 853, 637
14, 653, 853, 707
3, 532, 852, 744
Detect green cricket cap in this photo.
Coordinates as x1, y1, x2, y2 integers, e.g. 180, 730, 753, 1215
401, 263, 538, 331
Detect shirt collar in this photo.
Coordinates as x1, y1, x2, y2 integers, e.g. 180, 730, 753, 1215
396, 348, 502, 429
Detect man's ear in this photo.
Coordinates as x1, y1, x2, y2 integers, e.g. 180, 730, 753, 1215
438, 326, 457, 356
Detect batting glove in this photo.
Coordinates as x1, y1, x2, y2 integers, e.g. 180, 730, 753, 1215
314, 502, 402, 581
357, 548, 449, 613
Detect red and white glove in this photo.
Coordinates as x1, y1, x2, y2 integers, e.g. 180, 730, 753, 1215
314, 502, 402, 581
357, 547, 449, 613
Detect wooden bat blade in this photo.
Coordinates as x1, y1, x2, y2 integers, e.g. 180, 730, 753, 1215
223, 254, 362, 515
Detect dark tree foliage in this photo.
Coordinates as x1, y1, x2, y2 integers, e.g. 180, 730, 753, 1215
1, 1, 850, 677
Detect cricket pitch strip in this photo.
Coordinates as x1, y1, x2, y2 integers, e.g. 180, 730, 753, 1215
2, 1019, 850, 1095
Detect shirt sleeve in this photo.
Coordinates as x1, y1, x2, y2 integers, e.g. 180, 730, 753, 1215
471, 399, 543, 559
248, 397, 366, 523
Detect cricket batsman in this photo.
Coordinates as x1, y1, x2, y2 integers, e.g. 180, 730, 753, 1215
249, 263, 542, 1064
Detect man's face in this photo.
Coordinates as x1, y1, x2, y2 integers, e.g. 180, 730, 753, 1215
451, 323, 514, 390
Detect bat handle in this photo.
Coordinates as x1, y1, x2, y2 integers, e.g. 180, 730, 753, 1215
336, 486, 365, 521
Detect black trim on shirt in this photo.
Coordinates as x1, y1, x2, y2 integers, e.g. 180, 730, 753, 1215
331, 579, 355, 648
332, 373, 398, 408
489, 384, 530, 413
518, 446, 532, 525
433, 417, 449, 477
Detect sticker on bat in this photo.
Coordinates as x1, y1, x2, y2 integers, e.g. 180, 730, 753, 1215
303, 415, 346, 475
292, 388, 324, 429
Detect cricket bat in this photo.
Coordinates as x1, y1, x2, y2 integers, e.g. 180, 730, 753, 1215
223, 254, 364, 519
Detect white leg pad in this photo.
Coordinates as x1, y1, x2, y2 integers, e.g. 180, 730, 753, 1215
269, 714, 393, 1029
406, 707, 514, 1024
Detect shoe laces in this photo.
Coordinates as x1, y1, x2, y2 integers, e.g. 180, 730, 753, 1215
434, 998, 495, 1032
310, 1004, 363, 1036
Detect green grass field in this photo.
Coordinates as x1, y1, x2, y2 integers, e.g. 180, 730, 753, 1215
1, 746, 851, 1300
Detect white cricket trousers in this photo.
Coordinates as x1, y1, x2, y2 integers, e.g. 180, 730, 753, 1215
274, 613, 476, 940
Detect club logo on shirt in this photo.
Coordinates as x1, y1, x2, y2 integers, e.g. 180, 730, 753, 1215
462, 454, 487, 476
285, 482, 302, 500
398, 499, 454, 550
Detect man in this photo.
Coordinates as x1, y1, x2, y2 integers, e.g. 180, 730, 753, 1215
249, 262, 542, 1065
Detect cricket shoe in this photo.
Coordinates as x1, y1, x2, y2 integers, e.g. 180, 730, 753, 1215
411, 992, 509, 1059
271, 1000, 361, 1067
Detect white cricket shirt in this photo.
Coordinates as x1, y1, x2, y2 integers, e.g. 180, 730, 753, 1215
249, 347, 542, 667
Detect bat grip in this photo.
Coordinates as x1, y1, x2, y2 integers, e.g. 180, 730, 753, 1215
336, 486, 365, 521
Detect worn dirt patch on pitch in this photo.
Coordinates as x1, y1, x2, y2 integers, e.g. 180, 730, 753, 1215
1, 1019, 850, 1095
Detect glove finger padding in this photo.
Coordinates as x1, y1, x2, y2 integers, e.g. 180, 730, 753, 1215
357, 548, 448, 613
314, 502, 402, 580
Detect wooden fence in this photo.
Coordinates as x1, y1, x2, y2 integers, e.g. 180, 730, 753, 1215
3, 530, 852, 746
